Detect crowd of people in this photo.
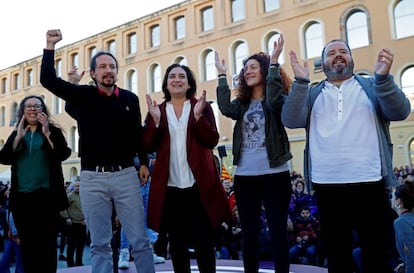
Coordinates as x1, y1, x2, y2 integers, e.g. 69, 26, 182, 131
0, 168, 412, 273
216, 167, 414, 273
0, 29, 412, 273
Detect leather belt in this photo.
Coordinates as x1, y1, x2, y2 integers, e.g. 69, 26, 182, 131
82, 164, 133, 173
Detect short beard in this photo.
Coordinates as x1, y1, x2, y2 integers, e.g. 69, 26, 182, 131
323, 60, 354, 82
101, 81, 115, 88
101, 77, 116, 88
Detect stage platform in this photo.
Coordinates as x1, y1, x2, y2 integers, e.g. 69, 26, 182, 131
57, 259, 328, 273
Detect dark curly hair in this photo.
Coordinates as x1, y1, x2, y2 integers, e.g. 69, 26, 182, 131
235, 52, 291, 104
394, 176, 414, 211
17, 95, 56, 129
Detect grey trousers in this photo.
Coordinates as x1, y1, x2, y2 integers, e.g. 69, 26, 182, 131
80, 166, 155, 273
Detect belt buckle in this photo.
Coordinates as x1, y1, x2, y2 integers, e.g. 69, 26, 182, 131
101, 166, 111, 173
100, 165, 122, 173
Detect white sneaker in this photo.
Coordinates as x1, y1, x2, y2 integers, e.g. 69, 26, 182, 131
153, 253, 165, 264
118, 248, 130, 269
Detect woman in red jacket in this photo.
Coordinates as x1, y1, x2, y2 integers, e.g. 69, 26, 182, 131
144, 63, 232, 273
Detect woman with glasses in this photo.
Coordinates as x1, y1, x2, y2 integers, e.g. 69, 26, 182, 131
0, 95, 71, 273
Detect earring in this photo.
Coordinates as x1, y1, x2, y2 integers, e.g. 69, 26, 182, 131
396, 204, 401, 209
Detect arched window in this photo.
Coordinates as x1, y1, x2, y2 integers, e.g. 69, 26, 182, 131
10, 102, 18, 126
346, 10, 370, 49
174, 56, 187, 66
401, 66, 414, 110
410, 139, 414, 168
202, 50, 215, 81
232, 41, 248, 75
304, 22, 324, 59
149, 64, 161, 93
69, 167, 79, 182
394, 0, 414, 39
126, 69, 137, 94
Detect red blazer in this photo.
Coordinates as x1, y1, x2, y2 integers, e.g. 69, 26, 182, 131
144, 97, 233, 232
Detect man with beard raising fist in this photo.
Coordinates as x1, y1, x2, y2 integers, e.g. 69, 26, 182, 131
40, 29, 155, 273
282, 39, 410, 273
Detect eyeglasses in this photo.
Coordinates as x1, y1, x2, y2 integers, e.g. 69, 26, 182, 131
24, 104, 43, 110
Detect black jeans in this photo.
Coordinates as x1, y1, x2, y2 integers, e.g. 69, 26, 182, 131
162, 184, 216, 273
234, 171, 292, 273
12, 188, 59, 273
314, 181, 394, 273
66, 222, 87, 267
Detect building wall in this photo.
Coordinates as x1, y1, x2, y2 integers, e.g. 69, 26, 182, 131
0, 0, 413, 181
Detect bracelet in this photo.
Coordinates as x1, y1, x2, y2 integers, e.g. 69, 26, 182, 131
270, 63, 280, 67
218, 73, 227, 78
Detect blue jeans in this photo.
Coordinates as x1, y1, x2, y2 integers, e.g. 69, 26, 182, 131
120, 181, 158, 248
80, 167, 154, 273
289, 243, 318, 265
0, 239, 24, 273
352, 247, 362, 273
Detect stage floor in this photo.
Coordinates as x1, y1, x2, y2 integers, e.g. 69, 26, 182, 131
57, 259, 328, 273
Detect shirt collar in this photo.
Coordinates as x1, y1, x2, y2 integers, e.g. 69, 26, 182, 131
97, 86, 119, 97
325, 75, 355, 88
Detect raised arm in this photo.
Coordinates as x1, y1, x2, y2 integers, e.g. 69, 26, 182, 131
215, 51, 227, 75
281, 50, 311, 129
374, 48, 393, 76
270, 34, 284, 64
46, 29, 63, 50
289, 50, 310, 80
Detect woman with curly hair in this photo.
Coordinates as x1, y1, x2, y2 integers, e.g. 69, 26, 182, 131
215, 34, 293, 273
0, 95, 71, 273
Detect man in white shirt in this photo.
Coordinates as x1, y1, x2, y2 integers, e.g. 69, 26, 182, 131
282, 39, 410, 273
